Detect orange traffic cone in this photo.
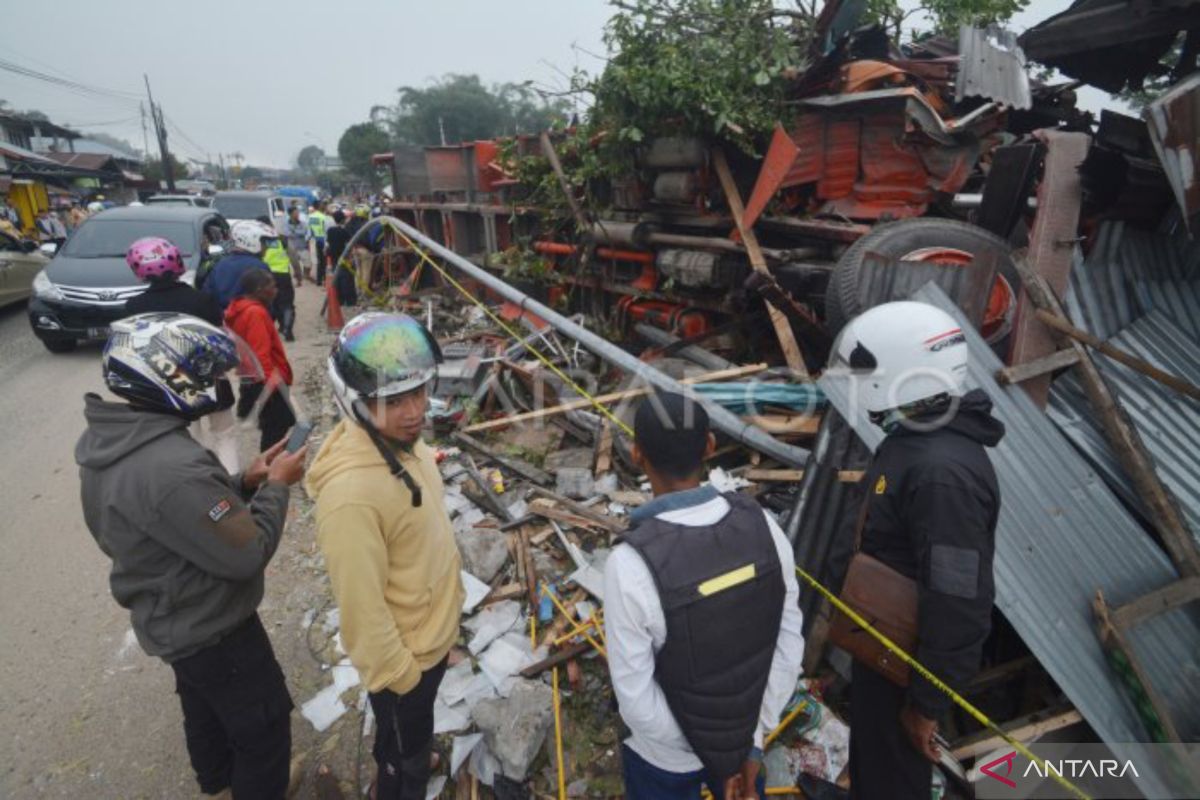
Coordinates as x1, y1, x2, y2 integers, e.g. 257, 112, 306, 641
325, 272, 345, 332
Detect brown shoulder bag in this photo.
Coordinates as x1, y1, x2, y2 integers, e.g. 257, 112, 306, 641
827, 495, 918, 686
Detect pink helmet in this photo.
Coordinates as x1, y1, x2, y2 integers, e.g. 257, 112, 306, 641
126, 236, 185, 281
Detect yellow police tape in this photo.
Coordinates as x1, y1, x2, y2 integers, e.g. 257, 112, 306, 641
388, 222, 1091, 800
390, 223, 635, 438
795, 565, 1091, 800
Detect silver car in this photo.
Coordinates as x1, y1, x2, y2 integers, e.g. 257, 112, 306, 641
0, 230, 48, 308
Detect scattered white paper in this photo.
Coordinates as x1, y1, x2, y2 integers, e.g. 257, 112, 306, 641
433, 697, 471, 734
461, 570, 492, 614
299, 660, 361, 733
569, 563, 606, 602
300, 684, 348, 732
707, 466, 751, 493
439, 660, 476, 706
465, 600, 522, 654
322, 606, 341, 632
478, 633, 546, 696
425, 775, 446, 800
470, 739, 501, 786
451, 733, 484, 776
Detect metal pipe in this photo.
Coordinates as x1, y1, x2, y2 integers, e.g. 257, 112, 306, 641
534, 240, 655, 264
384, 216, 810, 467
634, 323, 735, 372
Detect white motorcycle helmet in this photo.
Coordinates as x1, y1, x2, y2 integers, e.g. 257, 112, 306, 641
229, 219, 277, 254
829, 301, 968, 423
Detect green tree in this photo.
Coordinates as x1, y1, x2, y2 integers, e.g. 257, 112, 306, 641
144, 154, 191, 183
337, 122, 390, 186
296, 144, 325, 172
864, 0, 1029, 42
372, 74, 571, 146
241, 166, 264, 181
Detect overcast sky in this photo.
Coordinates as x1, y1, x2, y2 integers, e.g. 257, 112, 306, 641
1, 0, 1101, 169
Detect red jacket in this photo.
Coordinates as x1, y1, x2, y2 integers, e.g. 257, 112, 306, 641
224, 297, 293, 386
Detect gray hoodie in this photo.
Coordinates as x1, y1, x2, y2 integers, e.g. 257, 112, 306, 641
76, 394, 290, 662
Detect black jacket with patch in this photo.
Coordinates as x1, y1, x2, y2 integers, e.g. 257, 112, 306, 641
859, 388, 1005, 717
124, 280, 223, 326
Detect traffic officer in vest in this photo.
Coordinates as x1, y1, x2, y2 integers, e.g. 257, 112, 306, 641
256, 215, 297, 342
604, 391, 804, 800
308, 201, 329, 286
829, 301, 1004, 800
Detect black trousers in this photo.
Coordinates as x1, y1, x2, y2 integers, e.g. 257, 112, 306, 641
171, 614, 294, 799
314, 239, 326, 285
237, 383, 296, 451
368, 657, 448, 800
271, 273, 296, 338
335, 263, 357, 307
849, 660, 931, 800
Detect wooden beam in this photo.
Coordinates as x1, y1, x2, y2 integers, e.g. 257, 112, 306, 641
463, 363, 768, 432
520, 641, 592, 677
997, 348, 1080, 385
950, 706, 1082, 760
746, 468, 806, 482
1015, 259, 1200, 578
712, 148, 808, 377
1094, 589, 1182, 742
1033, 309, 1200, 402
966, 655, 1037, 692
540, 131, 589, 231
529, 492, 624, 534
450, 431, 553, 486
1111, 576, 1200, 631
1009, 131, 1089, 407
743, 413, 821, 436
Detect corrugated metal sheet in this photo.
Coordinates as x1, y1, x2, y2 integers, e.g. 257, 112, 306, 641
956, 25, 1032, 110
820, 283, 1200, 796
1048, 309, 1200, 544
1146, 72, 1200, 228
1064, 220, 1200, 339
786, 411, 871, 628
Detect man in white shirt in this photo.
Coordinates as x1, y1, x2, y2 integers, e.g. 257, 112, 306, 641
604, 391, 805, 800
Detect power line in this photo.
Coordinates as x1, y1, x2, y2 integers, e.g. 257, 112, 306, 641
0, 57, 142, 104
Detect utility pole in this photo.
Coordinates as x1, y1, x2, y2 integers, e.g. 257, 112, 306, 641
139, 102, 151, 163
143, 74, 175, 191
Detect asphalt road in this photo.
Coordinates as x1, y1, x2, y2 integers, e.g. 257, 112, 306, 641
0, 301, 197, 797
0, 284, 341, 798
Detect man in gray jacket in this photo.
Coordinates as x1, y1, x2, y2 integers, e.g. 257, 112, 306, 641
76, 312, 307, 800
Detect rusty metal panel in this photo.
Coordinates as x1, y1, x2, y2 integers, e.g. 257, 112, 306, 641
956, 25, 1032, 110
816, 118, 858, 199
391, 146, 430, 198
1145, 72, 1200, 229
789, 114, 826, 187
473, 140, 501, 194
425, 146, 471, 194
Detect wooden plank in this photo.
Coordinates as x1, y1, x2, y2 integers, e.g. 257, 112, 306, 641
540, 131, 589, 231
520, 641, 592, 677
743, 414, 821, 436
1016, 259, 1200, 578
1111, 576, 1200, 631
712, 147, 808, 377
950, 706, 1083, 760
1009, 130, 1089, 407
463, 362, 769, 433
997, 348, 1080, 385
451, 431, 553, 486
746, 469, 806, 482
529, 489, 624, 533
1094, 589, 1183, 742
594, 420, 614, 476
966, 655, 1038, 692
1033, 309, 1200, 402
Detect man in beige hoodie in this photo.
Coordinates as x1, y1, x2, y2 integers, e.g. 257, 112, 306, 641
307, 313, 463, 800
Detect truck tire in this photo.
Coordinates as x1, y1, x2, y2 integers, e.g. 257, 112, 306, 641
823, 218, 1021, 342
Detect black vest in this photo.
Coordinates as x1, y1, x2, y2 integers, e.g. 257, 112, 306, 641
622, 492, 786, 781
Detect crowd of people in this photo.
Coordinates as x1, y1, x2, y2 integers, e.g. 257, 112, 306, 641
69, 191, 1003, 799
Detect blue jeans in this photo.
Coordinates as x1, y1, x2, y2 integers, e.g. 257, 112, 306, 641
621, 743, 767, 800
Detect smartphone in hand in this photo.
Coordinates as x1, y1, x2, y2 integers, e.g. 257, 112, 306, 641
286, 421, 315, 453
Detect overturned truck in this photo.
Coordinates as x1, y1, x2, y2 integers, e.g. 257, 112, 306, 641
365, 5, 1200, 797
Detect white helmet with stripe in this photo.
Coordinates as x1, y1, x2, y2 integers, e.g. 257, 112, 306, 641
829, 300, 968, 417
